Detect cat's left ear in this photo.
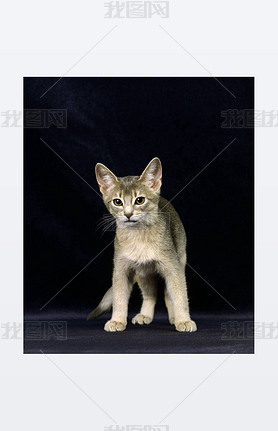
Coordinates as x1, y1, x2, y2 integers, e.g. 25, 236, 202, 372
139, 157, 162, 192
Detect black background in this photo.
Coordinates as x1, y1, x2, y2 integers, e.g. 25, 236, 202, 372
24, 77, 254, 322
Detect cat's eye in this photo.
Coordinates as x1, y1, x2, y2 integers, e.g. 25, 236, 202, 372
135, 197, 145, 205
113, 198, 123, 206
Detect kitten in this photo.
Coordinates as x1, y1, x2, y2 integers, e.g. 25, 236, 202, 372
87, 157, 197, 332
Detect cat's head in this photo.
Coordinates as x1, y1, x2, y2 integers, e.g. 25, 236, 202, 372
95, 158, 162, 228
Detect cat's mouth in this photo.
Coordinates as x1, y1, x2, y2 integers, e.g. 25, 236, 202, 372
124, 220, 138, 224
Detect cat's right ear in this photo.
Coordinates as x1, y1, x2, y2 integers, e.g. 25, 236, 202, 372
95, 163, 118, 194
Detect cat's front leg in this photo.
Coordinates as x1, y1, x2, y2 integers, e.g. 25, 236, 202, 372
104, 260, 132, 332
159, 261, 197, 332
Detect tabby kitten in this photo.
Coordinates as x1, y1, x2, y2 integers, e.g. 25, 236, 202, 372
87, 157, 197, 332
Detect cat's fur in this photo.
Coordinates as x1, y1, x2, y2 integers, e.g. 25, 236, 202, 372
87, 157, 197, 332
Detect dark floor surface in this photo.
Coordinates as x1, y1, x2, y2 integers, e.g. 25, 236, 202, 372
24, 310, 254, 354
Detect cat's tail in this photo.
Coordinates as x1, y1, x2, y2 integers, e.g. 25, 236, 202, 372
86, 287, 113, 320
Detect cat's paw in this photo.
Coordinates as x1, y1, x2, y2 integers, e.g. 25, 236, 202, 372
104, 320, 126, 332
175, 320, 197, 332
169, 317, 175, 325
131, 314, 152, 325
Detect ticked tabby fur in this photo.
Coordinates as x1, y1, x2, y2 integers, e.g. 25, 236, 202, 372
87, 157, 197, 332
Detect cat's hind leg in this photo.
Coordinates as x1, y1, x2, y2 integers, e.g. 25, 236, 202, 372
132, 274, 157, 325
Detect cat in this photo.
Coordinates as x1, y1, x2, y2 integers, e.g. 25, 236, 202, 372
87, 157, 197, 332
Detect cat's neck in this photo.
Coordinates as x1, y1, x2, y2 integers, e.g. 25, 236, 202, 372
115, 212, 163, 241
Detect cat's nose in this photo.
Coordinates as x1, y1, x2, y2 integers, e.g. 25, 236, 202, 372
124, 206, 133, 219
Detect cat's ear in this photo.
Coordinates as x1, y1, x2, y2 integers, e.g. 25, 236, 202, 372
95, 163, 118, 194
139, 157, 162, 192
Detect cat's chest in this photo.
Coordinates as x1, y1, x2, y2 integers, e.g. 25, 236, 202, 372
116, 231, 161, 263
123, 241, 158, 263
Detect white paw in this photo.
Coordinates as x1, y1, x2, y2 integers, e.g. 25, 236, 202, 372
169, 317, 175, 325
175, 320, 197, 332
104, 320, 126, 332
131, 314, 152, 325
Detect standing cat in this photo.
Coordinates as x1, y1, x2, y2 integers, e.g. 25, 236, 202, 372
87, 157, 197, 332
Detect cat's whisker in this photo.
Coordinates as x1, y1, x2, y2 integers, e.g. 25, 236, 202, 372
96, 215, 115, 231
96, 215, 114, 224
96, 220, 113, 230
103, 219, 116, 232
97, 217, 116, 233
100, 219, 116, 238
